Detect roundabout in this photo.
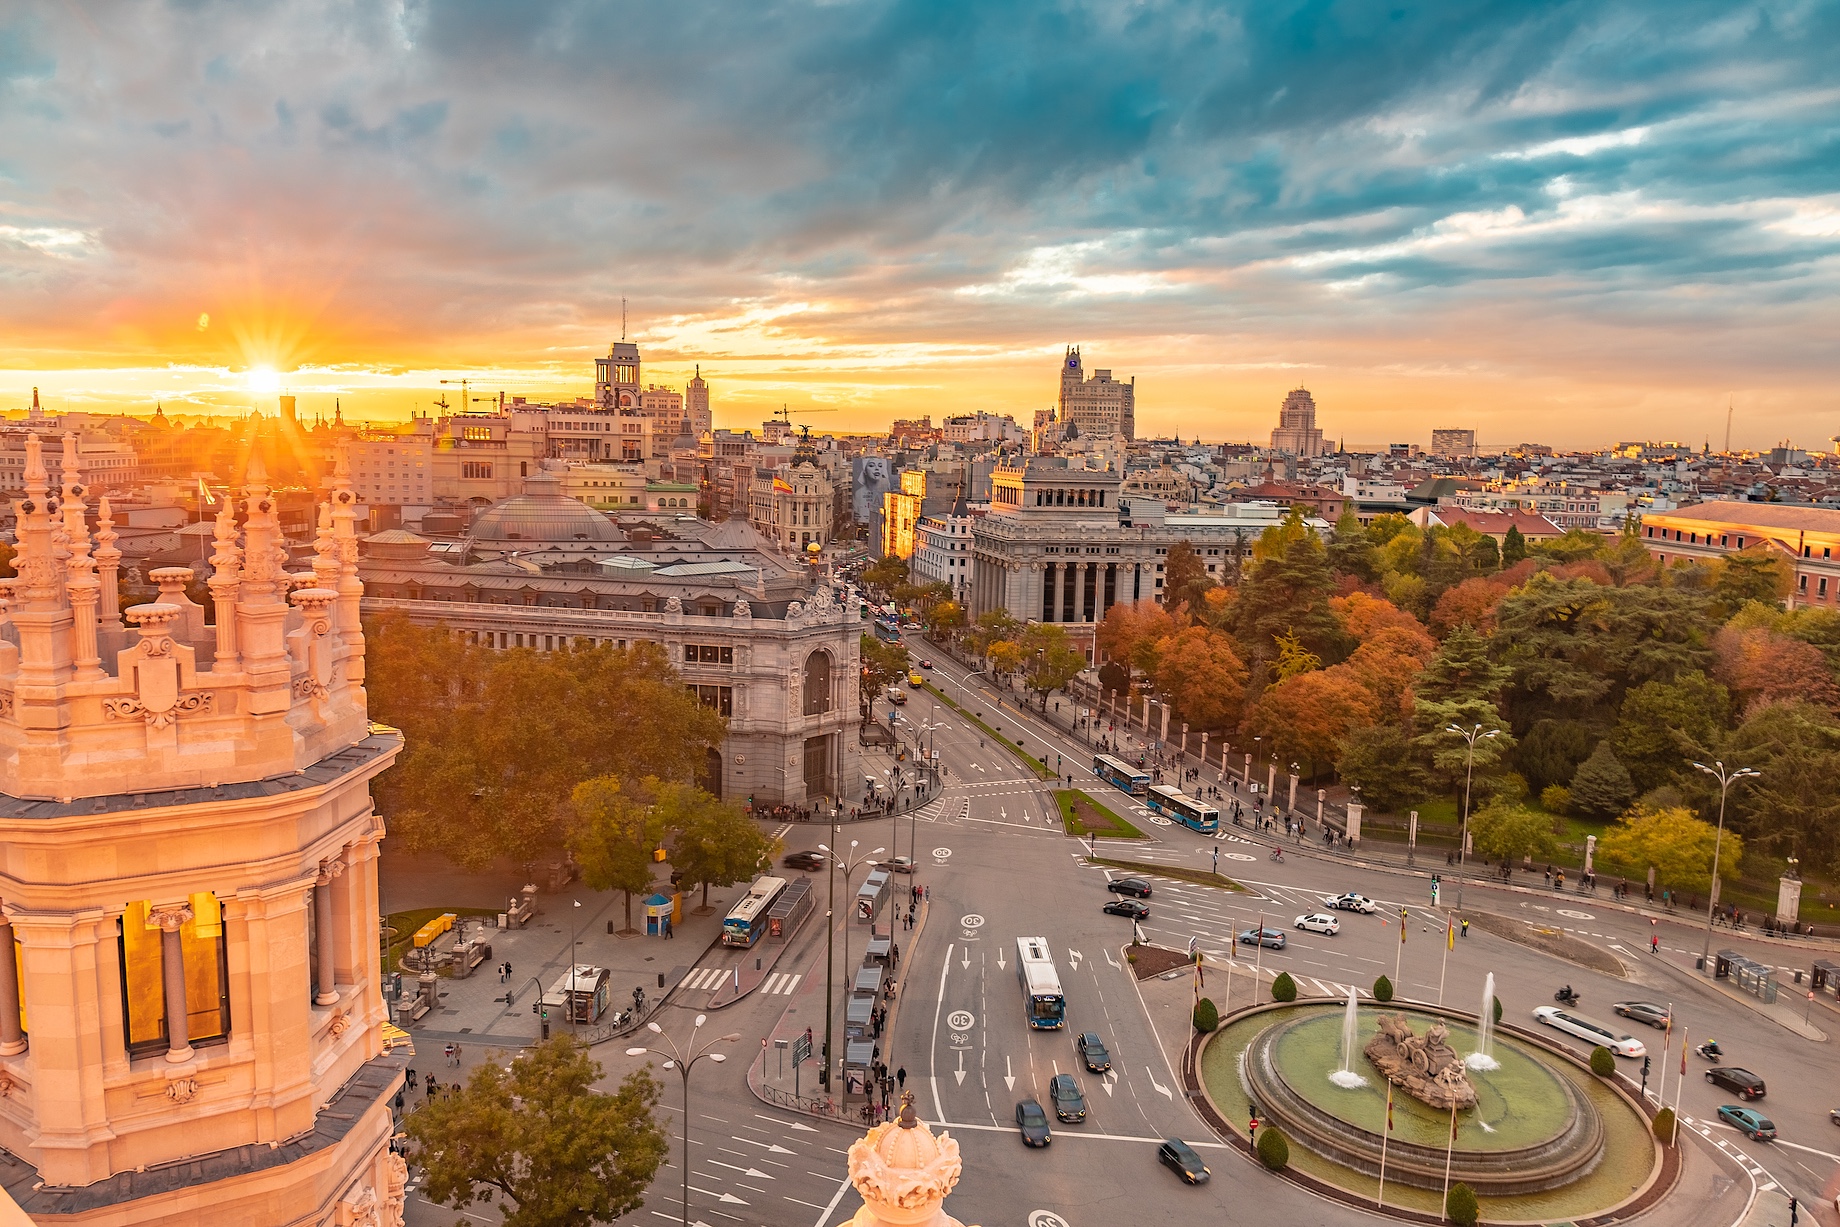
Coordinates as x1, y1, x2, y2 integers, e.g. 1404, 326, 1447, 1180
1198, 998, 1667, 1221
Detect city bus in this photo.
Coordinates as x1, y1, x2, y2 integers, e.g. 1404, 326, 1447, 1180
1016, 937, 1066, 1029
1146, 784, 1220, 834
1091, 754, 1151, 797
722, 876, 789, 947
873, 619, 902, 644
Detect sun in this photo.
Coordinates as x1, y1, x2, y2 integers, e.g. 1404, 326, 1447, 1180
246, 365, 281, 395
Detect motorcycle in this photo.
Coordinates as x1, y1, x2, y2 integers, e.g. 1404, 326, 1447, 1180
1696, 1042, 1722, 1064
1554, 987, 1581, 1005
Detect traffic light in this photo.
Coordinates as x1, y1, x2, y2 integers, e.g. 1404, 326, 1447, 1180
1642, 1056, 1651, 1075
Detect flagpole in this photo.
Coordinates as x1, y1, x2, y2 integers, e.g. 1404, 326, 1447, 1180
1442, 1101, 1458, 1219
1671, 1025, 1687, 1143
1437, 912, 1452, 1006
1395, 906, 1406, 987
1377, 1080, 1393, 1209
1657, 1004, 1673, 1103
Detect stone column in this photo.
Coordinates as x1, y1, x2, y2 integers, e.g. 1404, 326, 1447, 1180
0, 909, 23, 1055
1778, 874, 1803, 925
148, 902, 195, 1063
316, 858, 345, 1005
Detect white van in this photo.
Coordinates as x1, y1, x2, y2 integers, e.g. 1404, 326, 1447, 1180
1531, 1005, 1646, 1057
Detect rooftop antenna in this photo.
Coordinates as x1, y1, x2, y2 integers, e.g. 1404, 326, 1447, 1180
621, 298, 627, 342
1725, 397, 1733, 454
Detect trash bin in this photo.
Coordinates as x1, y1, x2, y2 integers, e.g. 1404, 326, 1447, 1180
1695, 955, 1705, 971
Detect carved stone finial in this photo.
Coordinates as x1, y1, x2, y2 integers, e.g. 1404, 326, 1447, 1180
845, 1101, 966, 1227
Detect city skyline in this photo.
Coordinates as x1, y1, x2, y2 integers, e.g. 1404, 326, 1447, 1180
1, 3, 1834, 447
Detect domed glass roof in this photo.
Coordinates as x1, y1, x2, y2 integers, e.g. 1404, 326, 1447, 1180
466, 471, 623, 545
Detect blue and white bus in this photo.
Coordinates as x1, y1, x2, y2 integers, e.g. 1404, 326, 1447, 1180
722, 876, 788, 947
1092, 753, 1151, 796
1016, 936, 1066, 1029
1146, 784, 1220, 834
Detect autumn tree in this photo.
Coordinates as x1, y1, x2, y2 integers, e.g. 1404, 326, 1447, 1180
1245, 669, 1381, 775
571, 776, 669, 934
662, 783, 779, 912
1096, 601, 1176, 678
1469, 801, 1558, 864
1597, 805, 1743, 895
1429, 577, 1510, 637
966, 608, 1022, 656
1341, 625, 1434, 720
860, 635, 911, 708
407, 1036, 668, 1227
1163, 540, 1215, 619
1020, 623, 1087, 709
1331, 592, 1425, 644
927, 598, 966, 637
1152, 626, 1248, 732
1712, 625, 1840, 715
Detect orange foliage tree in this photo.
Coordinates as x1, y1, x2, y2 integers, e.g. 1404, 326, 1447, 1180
1331, 592, 1424, 643
1429, 576, 1511, 637
1244, 668, 1382, 774
1341, 626, 1436, 719
1153, 626, 1248, 732
1712, 626, 1840, 715
1096, 601, 1176, 677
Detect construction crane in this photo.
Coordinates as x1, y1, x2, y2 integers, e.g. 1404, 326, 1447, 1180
440, 377, 496, 413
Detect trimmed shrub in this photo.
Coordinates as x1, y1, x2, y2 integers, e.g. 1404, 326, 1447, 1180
1540, 784, 1573, 815
1271, 972, 1297, 1002
1372, 974, 1394, 1002
1652, 1106, 1677, 1145
1256, 1124, 1290, 1171
1589, 1045, 1616, 1077
1446, 1181, 1480, 1226
1492, 996, 1503, 1024
1194, 997, 1219, 1034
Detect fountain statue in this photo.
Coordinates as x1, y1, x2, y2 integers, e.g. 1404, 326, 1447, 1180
1329, 986, 1368, 1088
844, 1092, 981, 1227
1363, 1013, 1479, 1110
1468, 972, 1502, 1071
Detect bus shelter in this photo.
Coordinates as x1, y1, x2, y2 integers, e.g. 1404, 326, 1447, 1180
1813, 959, 1840, 996
1714, 949, 1778, 1003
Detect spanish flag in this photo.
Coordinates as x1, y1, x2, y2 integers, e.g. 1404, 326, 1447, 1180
773, 476, 794, 494
1447, 917, 1456, 951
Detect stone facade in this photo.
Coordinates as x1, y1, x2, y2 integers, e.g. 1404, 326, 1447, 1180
0, 436, 404, 1224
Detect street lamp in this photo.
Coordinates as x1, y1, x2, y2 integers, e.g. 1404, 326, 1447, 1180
1692, 760, 1760, 970
626, 1015, 740, 1227
817, 839, 884, 1090
1445, 723, 1501, 865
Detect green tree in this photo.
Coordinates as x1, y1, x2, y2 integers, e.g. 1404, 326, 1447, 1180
1516, 719, 1597, 794
1020, 622, 1088, 709
1502, 525, 1528, 566
1596, 805, 1743, 893
1327, 510, 1380, 582
406, 1037, 668, 1227
1336, 725, 1432, 813
966, 608, 1022, 656
1235, 512, 1349, 675
1611, 672, 1729, 792
1446, 1182, 1480, 1227
367, 617, 724, 870
1469, 801, 1558, 864
1194, 997, 1219, 1033
860, 635, 911, 709
1653, 1106, 1678, 1145
1569, 741, 1636, 819
1163, 540, 1215, 618
1711, 551, 1790, 615
1271, 971, 1297, 1002
1256, 1125, 1290, 1171
1589, 1045, 1616, 1077
1372, 974, 1394, 1002
1531, 528, 1608, 564
663, 784, 778, 912
1722, 700, 1840, 868
861, 555, 909, 596
1413, 625, 1516, 792
1366, 512, 1415, 547
571, 776, 669, 933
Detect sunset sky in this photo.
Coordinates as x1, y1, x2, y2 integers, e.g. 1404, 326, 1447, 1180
0, 1, 1835, 448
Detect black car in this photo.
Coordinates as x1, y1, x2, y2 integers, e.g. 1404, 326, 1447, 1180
1706, 1067, 1767, 1100
1049, 1073, 1087, 1123
1107, 877, 1153, 898
1077, 1032, 1112, 1074
1613, 1001, 1672, 1029
1015, 1099, 1052, 1147
1103, 899, 1150, 920
783, 851, 825, 871
1157, 1137, 1210, 1184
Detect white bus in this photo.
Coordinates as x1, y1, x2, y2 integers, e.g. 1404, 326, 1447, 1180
722, 876, 789, 947
1146, 785, 1220, 834
1092, 754, 1151, 796
1016, 936, 1066, 1030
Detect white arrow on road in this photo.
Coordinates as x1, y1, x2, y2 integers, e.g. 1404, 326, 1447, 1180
955, 1051, 967, 1086
1003, 1055, 1015, 1092
1067, 949, 1082, 968
688, 1185, 748, 1206
961, 950, 972, 969
999, 807, 1007, 823
1101, 1074, 1114, 1097
709, 1160, 774, 1179
1104, 949, 1119, 968
783, 1120, 818, 1132
731, 1137, 794, 1154
1147, 1066, 1172, 1100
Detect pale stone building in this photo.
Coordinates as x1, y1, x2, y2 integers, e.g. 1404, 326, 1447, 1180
1270, 387, 1326, 457
1058, 347, 1135, 441
0, 436, 405, 1224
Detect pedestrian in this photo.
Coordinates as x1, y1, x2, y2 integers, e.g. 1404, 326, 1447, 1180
424, 1077, 436, 1101
897, 1065, 907, 1089
451, 1082, 461, 1098
444, 1042, 456, 1066
1650, 934, 1659, 954
407, 1066, 417, 1088
453, 1042, 463, 1065
1461, 919, 1469, 938
504, 960, 512, 980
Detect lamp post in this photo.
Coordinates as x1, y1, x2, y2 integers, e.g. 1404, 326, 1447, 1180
626, 1015, 740, 1227
1692, 760, 1759, 970
817, 838, 884, 1089
1445, 723, 1500, 866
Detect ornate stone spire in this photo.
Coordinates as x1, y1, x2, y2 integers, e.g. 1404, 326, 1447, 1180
328, 444, 365, 655
312, 503, 339, 590
9, 433, 75, 689
94, 496, 123, 631
60, 435, 103, 680
206, 497, 243, 671
843, 1093, 975, 1227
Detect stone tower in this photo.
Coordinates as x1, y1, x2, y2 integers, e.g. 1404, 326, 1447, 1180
0, 435, 405, 1224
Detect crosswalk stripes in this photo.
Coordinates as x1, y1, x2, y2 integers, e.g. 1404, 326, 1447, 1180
681, 966, 730, 992
761, 972, 802, 995
682, 965, 803, 995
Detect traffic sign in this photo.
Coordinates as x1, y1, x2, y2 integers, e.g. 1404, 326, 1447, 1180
792, 1032, 812, 1065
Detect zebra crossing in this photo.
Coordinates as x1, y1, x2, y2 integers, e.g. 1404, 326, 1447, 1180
678, 965, 803, 995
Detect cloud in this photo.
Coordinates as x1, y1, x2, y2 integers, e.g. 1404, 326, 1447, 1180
0, 0, 1834, 447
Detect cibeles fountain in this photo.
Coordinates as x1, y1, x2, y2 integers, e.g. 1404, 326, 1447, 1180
1202, 976, 1664, 1221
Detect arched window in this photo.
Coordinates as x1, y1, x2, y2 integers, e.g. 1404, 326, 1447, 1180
802, 649, 834, 716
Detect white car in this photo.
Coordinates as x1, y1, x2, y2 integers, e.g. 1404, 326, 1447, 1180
1531, 1006, 1646, 1057
1293, 913, 1341, 936
1323, 893, 1377, 914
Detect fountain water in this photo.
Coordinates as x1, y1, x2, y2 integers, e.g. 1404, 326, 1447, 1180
1467, 972, 1502, 1071
1329, 986, 1368, 1088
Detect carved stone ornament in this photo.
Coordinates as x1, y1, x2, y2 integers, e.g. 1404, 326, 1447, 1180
1363, 1013, 1479, 1110
663, 595, 683, 614
335, 1181, 380, 1227
0, 1071, 15, 1098
786, 600, 805, 619
0, 692, 12, 718
146, 902, 195, 933
104, 691, 213, 729
844, 1094, 973, 1227
382, 1151, 408, 1227
328, 1009, 352, 1037
733, 598, 751, 619
164, 1076, 199, 1105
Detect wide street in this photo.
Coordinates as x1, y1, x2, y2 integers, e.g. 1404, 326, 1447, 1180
407, 645, 1840, 1227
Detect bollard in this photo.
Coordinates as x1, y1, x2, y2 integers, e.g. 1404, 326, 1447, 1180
607, 920, 615, 934
657, 972, 665, 988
